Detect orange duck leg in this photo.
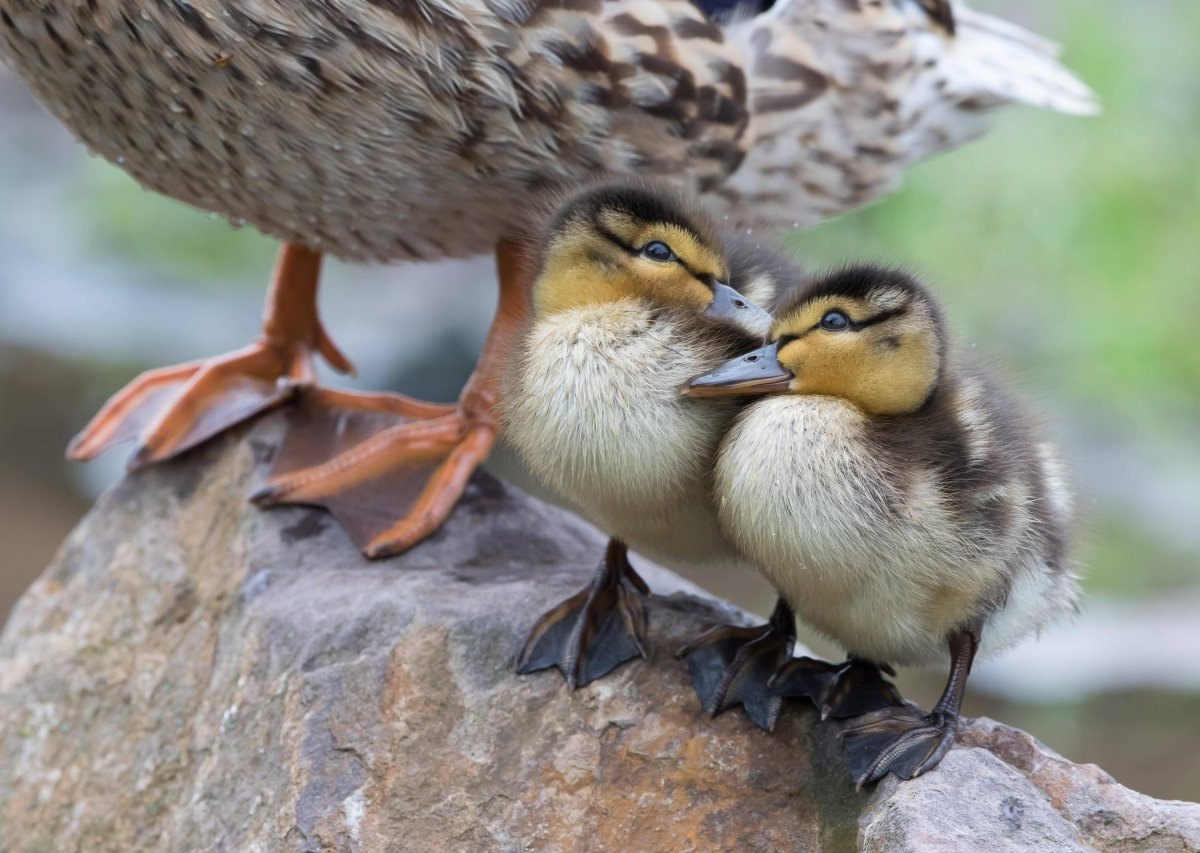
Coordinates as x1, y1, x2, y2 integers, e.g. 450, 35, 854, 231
251, 240, 532, 558
68, 243, 353, 469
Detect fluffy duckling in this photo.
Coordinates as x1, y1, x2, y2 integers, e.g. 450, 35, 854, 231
688, 265, 1079, 784
506, 181, 802, 726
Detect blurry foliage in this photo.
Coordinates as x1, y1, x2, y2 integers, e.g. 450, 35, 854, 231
1085, 514, 1199, 598
78, 160, 275, 287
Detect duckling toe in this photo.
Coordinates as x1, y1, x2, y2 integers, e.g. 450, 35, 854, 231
679, 600, 796, 731
839, 707, 959, 787
514, 545, 649, 689
770, 658, 905, 720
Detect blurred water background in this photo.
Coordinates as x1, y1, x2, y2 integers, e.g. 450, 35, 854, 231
1, 0, 1197, 801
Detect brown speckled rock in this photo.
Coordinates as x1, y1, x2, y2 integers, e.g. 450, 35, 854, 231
1, 419, 1197, 852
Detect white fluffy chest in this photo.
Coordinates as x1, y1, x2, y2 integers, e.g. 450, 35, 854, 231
716, 396, 898, 580
504, 303, 737, 562
716, 396, 994, 664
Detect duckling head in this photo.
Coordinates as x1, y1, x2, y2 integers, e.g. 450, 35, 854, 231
687, 265, 944, 416
532, 181, 772, 337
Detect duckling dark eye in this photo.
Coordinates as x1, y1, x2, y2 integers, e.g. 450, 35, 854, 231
642, 241, 676, 263
820, 310, 851, 331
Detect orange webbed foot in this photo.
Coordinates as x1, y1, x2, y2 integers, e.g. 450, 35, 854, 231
251, 388, 496, 557
70, 343, 303, 468
251, 239, 531, 559
67, 244, 352, 469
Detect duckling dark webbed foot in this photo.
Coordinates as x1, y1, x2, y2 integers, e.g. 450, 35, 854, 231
840, 705, 959, 787
515, 540, 649, 689
769, 657, 904, 720
679, 598, 795, 731
838, 627, 980, 788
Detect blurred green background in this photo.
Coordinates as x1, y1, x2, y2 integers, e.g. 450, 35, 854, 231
1, 0, 1197, 801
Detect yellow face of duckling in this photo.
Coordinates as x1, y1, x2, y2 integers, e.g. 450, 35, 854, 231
687, 266, 943, 416
532, 182, 772, 337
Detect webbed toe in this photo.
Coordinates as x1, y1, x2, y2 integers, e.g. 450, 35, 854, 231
770, 657, 904, 720
515, 540, 648, 689
839, 706, 959, 788
679, 598, 795, 731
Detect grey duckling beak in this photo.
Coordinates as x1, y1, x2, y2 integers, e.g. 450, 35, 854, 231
701, 283, 773, 340
685, 341, 793, 397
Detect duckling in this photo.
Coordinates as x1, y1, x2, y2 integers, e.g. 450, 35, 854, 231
506, 180, 804, 728
1, 0, 1096, 559
687, 265, 1079, 784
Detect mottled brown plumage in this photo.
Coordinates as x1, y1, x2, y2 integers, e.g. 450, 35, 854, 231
0, 0, 1095, 260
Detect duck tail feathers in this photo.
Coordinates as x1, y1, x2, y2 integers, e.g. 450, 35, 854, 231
945, 7, 1099, 116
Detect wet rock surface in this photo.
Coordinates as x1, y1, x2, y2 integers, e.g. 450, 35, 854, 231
1, 419, 1196, 852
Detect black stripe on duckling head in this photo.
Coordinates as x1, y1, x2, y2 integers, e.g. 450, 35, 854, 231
774, 264, 946, 351
533, 179, 751, 322
768, 265, 947, 416
540, 179, 722, 265
776, 265, 938, 321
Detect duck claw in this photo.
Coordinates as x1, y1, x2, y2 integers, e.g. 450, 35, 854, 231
254, 387, 492, 557
69, 343, 304, 468
839, 626, 978, 787
67, 244, 346, 470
